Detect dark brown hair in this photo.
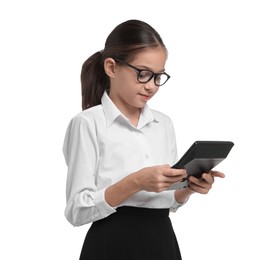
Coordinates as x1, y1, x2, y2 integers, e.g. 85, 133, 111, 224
81, 19, 166, 110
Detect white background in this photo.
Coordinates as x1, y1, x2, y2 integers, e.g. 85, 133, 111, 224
0, 0, 267, 259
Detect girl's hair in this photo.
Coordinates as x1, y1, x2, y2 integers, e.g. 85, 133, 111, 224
81, 19, 166, 110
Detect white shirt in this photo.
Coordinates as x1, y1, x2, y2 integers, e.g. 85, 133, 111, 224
63, 92, 186, 226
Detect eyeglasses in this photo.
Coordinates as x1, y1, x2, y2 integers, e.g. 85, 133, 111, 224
115, 59, 170, 86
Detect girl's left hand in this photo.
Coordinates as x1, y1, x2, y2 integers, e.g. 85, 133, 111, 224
187, 171, 225, 194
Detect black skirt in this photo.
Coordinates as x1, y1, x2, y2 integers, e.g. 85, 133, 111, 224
79, 206, 182, 260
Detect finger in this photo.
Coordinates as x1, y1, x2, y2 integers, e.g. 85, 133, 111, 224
164, 168, 187, 178
164, 175, 186, 184
162, 164, 171, 168
176, 169, 187, 179
201, 173, 214, 184
200, 171, 225, 184
189, 175, 212, 189
188, 175, 199, 183
210, 171, 225, 178
188, 182, 209, 194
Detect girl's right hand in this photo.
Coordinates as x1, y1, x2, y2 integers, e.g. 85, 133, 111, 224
133, 165, 187, 192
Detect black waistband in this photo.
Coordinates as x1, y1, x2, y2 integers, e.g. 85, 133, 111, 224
116, 206, 169, 217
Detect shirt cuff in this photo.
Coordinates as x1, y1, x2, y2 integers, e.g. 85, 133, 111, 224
92, 188, 117, 215
169, 190, 189, 213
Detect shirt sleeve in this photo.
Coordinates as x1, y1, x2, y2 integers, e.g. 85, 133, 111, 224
167, 117, 178, 166
167, 117, 189, 212
63, 115, 116, 226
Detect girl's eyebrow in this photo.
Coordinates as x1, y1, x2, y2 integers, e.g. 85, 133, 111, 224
135, 64, 166, 73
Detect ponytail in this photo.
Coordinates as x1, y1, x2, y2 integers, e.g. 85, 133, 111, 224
81, 51, 109, 110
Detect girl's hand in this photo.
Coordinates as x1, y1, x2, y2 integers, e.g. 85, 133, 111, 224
134, 165, 187, 192
187, 170, 225, 194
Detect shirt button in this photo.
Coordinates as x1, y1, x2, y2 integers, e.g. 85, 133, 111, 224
145, 154, 149, 159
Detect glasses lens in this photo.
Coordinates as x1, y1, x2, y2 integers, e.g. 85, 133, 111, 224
155, 73, 169, 86
138, 71, 154, 83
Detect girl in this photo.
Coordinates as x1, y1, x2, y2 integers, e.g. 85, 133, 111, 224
63, 19, 225, 260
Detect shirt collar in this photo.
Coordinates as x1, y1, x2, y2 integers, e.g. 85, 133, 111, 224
101, 91, 121, 127
101, 91, 159, 128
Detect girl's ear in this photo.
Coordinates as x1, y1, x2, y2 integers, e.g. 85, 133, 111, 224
104, 58, 117, 77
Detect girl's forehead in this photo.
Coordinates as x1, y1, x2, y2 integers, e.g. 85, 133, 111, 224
130, 47, 167, 70
131, 47, 167, 63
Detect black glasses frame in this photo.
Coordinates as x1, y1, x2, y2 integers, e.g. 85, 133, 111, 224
114, 59, 170, 86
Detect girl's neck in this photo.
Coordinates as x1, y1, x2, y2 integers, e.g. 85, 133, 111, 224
119, 105, 141, 127
112, 100, 141, 127
108, 92, 141, 127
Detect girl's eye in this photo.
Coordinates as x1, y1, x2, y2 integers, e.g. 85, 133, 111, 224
139, 71, 153, 80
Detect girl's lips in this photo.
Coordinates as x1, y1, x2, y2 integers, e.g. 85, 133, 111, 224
139, 93, 151, 99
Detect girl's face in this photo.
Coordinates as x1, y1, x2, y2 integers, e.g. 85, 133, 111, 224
106, 47, 167, 116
